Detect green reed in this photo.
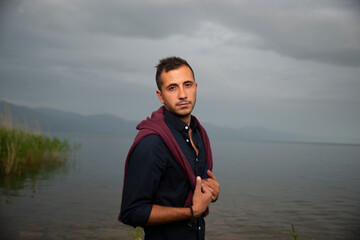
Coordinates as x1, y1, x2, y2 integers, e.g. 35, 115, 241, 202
283, 224, 298, 240
283, 224, 314, 240
0, 104, 75, 177
126, 227, 144, 240
0, 127, 72, 176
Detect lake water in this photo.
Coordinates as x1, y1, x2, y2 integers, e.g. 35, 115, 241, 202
1, 134, 359, 240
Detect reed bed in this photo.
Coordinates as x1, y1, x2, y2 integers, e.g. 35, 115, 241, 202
0, 127, 71, 176
0, 104, 73, 177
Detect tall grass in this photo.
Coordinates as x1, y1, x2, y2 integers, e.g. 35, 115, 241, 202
282, 224, 315, 240
0, 127, 72, 176
283, 224, 299, 240
126, 227, 144, 240
0, 104, 74, 177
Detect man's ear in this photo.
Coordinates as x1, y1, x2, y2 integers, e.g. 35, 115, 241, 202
156, 90, 164, 104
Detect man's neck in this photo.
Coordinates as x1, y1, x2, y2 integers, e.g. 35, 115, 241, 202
179, 115, 191, 126
163, 106, 192, 126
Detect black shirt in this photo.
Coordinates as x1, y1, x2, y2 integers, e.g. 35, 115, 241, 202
120, 108, 207, 240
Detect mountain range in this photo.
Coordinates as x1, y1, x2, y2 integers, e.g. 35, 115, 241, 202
0, 100, 351, 144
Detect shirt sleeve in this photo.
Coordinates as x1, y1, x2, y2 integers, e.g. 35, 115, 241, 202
120, 134, 168, 227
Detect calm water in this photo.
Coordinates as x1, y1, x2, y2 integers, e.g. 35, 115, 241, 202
1, 134, 359, 239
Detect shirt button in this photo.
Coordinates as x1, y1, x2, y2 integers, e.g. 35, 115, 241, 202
199, 226, 201, 230
185, 126, 189, 130
195, 158, 198, 162
186, 139, 190, 143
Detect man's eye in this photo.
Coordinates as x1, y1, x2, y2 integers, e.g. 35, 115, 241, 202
185, 83, 193, 87
168, 86, 176, 90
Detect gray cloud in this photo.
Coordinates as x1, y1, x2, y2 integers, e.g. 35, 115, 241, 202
0, 0, 359, 142
198, 0, 360, 67
2, 0, 360, 66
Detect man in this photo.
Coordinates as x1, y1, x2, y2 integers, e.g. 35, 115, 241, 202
119, 56, 219, 240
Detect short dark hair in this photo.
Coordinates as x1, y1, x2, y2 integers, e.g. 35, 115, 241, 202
155, 56, 195, 90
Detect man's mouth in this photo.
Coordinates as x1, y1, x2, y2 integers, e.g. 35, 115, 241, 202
176, 101, 191, 107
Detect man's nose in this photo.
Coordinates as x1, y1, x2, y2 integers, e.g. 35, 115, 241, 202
178, 86, 187, 99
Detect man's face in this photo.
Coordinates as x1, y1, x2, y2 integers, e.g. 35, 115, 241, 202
156, 65, 197, 122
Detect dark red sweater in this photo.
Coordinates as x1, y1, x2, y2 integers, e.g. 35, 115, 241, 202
119, 106, 213, 221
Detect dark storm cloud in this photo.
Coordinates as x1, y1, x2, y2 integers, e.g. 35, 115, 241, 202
0, 0, 359, 142
197, 0, 360, 67
1, 0, 201, 39
78, 1, 202, 39
70, 0, 360, 67
2, 0, 360, 68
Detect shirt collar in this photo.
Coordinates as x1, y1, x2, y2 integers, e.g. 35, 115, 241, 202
163, 107, 198, 132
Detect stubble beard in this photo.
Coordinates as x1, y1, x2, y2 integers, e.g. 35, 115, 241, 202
165, 100, 196, 120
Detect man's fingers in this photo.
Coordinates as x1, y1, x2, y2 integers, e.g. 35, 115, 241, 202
200, 182, 212, 198
205, 184, 214, 195
195, 176, 213, 199
203, 172, 220, 202
202, 179, 215, 190
203, 177, 218, 188
207, 170, 217, 180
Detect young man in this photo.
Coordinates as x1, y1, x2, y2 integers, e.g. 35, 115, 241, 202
119, 56, 219, 240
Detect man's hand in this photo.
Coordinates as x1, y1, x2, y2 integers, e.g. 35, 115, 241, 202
202, 170, 220, 202
191, 176, 212, 217
146, 175, 216, 225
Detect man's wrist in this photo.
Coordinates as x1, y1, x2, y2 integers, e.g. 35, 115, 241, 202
191, 205, 203, 218
188, 206, 194, 223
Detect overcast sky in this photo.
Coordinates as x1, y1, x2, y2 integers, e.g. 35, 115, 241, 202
1, 0, 359, 143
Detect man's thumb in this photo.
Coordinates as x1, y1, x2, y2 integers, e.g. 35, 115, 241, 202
195, 176, 202, 192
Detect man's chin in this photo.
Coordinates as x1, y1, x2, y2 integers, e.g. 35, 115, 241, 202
165, 104, 195, 118
174, 108, 193, 118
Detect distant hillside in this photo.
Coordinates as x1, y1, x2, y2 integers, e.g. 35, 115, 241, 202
1, 100, 346, 143
203, 122, 317, 143
0, 101, 137, 135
